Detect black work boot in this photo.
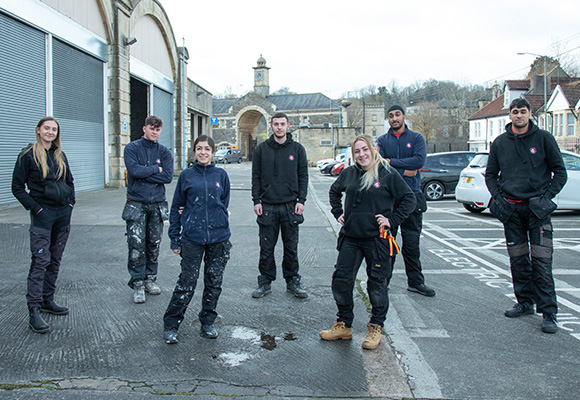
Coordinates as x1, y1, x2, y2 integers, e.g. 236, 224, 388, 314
287, 276, 308, 299
541, 313, 558, 334
252, 283, 272, 298
200, 324, 219, 339
29, 307, 50, 333
40, 300, 69, 315
504, 302, 534, 318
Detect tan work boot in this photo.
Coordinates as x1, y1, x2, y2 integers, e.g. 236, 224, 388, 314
319, 320, 352, 341
362, 323, 381, 350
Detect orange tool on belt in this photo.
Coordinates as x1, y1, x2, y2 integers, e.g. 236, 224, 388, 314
380, 226, 400, 256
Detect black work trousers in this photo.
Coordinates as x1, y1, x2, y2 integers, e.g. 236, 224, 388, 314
332, 236, 394, 327
391, 200, 425, 288
163, 240, 231, 330
503, 202, 557, 314
122, 201, 167, 288
27, 205, 72, 309
256, 203, 301, 286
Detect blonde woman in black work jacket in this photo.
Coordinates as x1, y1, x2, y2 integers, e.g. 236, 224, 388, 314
320, 134, 415, 350
12, 117, 75, 334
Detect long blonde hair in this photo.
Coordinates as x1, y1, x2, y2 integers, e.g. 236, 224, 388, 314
26, 117, 67, 179
352, 134, 391, 191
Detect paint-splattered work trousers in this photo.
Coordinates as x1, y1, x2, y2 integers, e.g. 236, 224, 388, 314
122, 200, 168, 288
163, 240, 231, 330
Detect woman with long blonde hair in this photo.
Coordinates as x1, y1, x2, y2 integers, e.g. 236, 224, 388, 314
320, 135, 415, 350
12, 116, 75, 334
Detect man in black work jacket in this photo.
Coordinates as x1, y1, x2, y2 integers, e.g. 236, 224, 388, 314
485, 98, 567, 334
251, 112, 309, 299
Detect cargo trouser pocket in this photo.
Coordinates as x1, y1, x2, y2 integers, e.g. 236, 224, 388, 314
158, 201, 169, 221
286, 203, 304, 226
122, 201, 143, 221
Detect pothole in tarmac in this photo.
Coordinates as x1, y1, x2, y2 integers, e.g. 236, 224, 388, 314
217, 327, 298, 366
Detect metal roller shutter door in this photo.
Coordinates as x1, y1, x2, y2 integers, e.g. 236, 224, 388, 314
0, 12, 46, 205
52, 39, 105, 193
153, 86, 174, 151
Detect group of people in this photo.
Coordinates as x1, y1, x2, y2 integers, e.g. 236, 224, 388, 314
12, 99, 566, 345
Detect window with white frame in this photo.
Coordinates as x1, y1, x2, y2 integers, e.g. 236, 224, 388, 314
567, 113, 575, 136
558, 114, 564, 136
489, 121, 493, 138
475, 122, 481, 138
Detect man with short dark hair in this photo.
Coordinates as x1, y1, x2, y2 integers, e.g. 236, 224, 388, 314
376, 105, 435, 297
486, 97, 567, 334
251, 112, 309, 299
123, 116, 174, 303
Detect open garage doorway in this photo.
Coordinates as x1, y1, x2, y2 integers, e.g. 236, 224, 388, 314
130, 77, 149, 142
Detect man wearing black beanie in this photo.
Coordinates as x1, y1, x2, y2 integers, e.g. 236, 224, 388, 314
376, 105, 435, 297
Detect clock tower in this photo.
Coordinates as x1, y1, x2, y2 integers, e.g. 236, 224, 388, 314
253, 54, 270, 97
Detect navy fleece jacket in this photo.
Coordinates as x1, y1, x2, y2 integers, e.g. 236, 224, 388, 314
124, 137, 174, 204
168, 162, 231, 248
376, 126, 427, 194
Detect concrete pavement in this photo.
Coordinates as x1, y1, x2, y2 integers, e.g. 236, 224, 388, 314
0, 164, 415, 399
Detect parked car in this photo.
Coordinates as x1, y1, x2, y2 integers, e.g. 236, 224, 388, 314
317, 153, 346, 170
331, 162, 345, 176
455, 150, 580, 213
317, 158, 335, 170
420, 151, 476, 201
213, 148, 242, 164
320, 161, 338, 175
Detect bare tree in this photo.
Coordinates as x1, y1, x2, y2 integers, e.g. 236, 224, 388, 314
406, 101, 448, 145
551, 37, 580, 77
271, 86, 296, 95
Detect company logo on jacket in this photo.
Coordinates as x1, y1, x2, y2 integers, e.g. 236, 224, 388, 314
289, 155, 295, 161
373, 182, 381, 188
530, 147, 537, 154
406, 143, 412, 148
216, 182, 221, 188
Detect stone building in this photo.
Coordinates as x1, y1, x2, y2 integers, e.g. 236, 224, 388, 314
211, 56, 384, 164
0, 0, 209, 206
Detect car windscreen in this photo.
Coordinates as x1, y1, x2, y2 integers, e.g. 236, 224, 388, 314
468, 154, 488, 168
215, 150, 227, 155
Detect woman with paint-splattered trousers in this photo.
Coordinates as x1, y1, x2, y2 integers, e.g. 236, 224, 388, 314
163, 135, 231, 344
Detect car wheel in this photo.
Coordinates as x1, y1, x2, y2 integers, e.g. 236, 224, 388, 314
463, 204, 485, 213
423, 181, 444, 201
224, 159, 229, 164
237, 157, 242, 163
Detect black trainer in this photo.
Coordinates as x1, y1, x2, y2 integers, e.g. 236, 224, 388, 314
287, 276, 308, 299
252, 284, 272, 298
200, 324, 218, 339
29, 307, 50, 333
407, 284, 435, 297
163, 329, 178, 344
40, 300, 69, 315
504, 302, 534, 318
541, 313, 558, 334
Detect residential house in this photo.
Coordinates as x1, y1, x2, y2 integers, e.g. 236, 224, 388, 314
546, 82, 580, 152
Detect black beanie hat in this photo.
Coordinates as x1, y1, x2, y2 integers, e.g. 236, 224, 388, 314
387, 105, 405, 115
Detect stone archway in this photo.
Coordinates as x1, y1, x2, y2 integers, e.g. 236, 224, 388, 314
237, 107, 270, 160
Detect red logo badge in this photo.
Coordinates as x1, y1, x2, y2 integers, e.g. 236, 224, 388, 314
530, 148, 537, 154
289, 155, 295, 161
156, 159, 161, 164
373, 182, 380, 188
216, 182, 221, 188
406, 143, 412, 148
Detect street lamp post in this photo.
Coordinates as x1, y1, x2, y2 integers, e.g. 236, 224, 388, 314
517, 52, 548, 130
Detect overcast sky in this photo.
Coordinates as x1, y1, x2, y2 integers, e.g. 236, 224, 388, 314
160, 0, 580, 98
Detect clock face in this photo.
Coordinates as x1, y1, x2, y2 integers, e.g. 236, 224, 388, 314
255, 71, 263, 80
